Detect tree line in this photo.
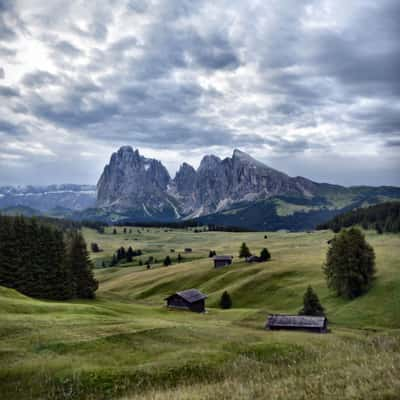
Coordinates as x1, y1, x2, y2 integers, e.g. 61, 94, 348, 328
317, 201, 400, 233
0, 215, 98, 300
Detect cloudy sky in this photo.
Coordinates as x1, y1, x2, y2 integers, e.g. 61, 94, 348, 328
0, 0, 399, 186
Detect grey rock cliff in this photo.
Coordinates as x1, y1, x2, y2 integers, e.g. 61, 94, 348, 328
97, 146, 171, 212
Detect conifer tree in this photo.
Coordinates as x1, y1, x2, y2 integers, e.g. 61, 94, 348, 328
324, 227, 375, 299
163, 255, 172, 266
126, 246, 134, 262
239, 242, 251, 258
299, 286, 325, 316
68, 231, 98, 299
220, 291, 232, 309
260, 248, 271, 261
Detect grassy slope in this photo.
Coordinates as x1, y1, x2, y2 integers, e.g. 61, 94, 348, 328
1, 228, 400, 399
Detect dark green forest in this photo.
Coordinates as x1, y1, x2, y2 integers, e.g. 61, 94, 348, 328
0, 215, 98, 300
317, 202, 400, 233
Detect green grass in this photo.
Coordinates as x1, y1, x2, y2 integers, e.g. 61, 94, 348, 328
1, 228, 400, 399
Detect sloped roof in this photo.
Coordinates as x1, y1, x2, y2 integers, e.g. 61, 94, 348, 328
213, 255, 233, 261
166, 289, 207, 303
267, 315, 326, 329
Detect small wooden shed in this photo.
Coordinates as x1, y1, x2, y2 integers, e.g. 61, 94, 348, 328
213, 255, 233, 268
266, 314, 328, 333
165, 289, 207, 313
184, 248, 192, 253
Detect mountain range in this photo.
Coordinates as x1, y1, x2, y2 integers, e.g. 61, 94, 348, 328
1, 146, 399, 230
94, 146, 400, 229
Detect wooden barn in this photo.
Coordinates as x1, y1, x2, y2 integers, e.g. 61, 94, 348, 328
246, 255, 262, 263
165, 289, 207, 313
213, 255, 233, 268
266, 314, 328, 333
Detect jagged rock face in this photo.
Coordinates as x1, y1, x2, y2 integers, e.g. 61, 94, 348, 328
96, 146, 319, 218
97, 146, 171, 211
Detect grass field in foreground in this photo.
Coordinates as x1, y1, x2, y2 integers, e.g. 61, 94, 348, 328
0, 228, 399, 399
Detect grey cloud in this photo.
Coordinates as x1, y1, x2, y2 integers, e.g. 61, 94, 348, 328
0, 84, 20, 97
22, 71, 59, 88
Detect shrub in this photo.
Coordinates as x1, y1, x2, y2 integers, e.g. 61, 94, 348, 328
260, 248, 271, 261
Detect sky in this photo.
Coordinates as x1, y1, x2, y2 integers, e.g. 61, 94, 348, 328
0, 0, 399, 187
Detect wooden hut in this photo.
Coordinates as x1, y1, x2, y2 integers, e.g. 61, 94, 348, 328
165, 289, 207, 313
213, 255, 233, 268
184, 248, 192, 253
266, 314, 328, 333
246, 255, 262, 263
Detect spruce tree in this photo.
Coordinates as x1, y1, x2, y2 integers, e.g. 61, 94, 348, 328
239, 242, 251, 258
220, 291, 232, 309
260, 248, 271, 261
126, 246, 134, 262
299, 286, 325, 316
324, 227, 376, 299
68, 231, 98, 299
163, 255, 172, 266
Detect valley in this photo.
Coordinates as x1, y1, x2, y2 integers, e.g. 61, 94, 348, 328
1, 227, 399, 399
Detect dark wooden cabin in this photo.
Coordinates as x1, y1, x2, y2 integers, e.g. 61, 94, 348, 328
165, 289, 207, 313
246, 255, 262, 263
266, 314, 328, 333
213, 255, 233, 268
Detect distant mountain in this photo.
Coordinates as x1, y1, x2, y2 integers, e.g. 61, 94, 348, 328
0, 184, 96, 213
95, 146, 400, 229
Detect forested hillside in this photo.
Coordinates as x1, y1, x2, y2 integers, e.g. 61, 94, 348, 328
317, 202, 400, 233
0, 215, 98, 300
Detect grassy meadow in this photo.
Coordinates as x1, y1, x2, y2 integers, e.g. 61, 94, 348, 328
1, 227, 400, 399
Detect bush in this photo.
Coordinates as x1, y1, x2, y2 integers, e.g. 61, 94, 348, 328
324, 227, 376, 299
220, 291, 232, 309
299, 286, 324, 316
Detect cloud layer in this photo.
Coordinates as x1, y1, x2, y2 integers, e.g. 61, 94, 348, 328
0, 0, 399, 185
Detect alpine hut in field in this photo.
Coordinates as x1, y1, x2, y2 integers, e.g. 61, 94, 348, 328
213, 255, 233, 268
165, 289, 207, 313
266, 314, 328, 333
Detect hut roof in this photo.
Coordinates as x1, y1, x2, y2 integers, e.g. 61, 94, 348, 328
213, 255, 233, 261
267, 314, 326, 329
166, 289, 207, 303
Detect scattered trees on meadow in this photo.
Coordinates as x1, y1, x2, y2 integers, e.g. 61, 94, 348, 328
220, 291, 232, 309
239, 242, 251, 258
324, 227, 376, 299
90, 242, 101, 253
0, 215, 98, 300
299, 286, 325, 316
209, 250, 216, 257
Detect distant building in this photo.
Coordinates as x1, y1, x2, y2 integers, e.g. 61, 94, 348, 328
184, 248, 192, 253
266, 315, 328, 333
246, 255, 262, 263
165, 289, 207, 313
213, 255, 233, 268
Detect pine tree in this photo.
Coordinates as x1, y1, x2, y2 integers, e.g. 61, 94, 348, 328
126, 246, 134, 262
220, 291, 232, 309
324, 227, 376, 299
163, 255, 172, 266
177, 253, 183, 262
260, 248, 271, 261
68, 231, 98, 299
113, 228, 117, 235
299, 286, 325, 316
110, 254, 118, 267
239, 242, 251, 258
